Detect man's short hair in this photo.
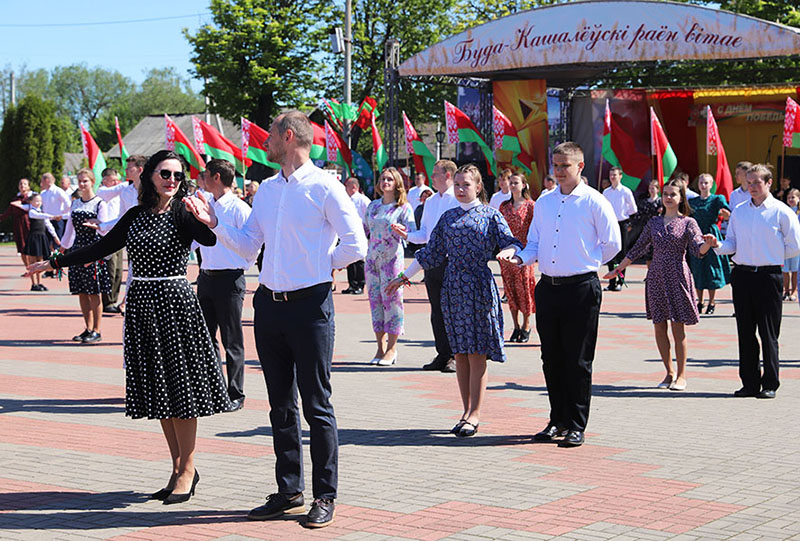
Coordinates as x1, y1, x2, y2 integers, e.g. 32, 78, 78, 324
206, 159, 236, 187
40, 172, 55, 183
552, 142, 584, 161
276, 111, 313, 149
735, 160, 753, 172
434, 159, 457, 176
671, 170, 689, 183
747, 163, 773, 183
101, 167, 119, 179
127, 154, 147, 168
345, 177, 360, 187
609, 166, 623, 176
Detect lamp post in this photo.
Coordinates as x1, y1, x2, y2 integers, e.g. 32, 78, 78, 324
435, 123, 445, 160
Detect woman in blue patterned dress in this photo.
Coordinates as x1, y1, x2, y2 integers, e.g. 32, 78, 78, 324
387, 164, 522, 437
364, 168, 415, 366
688, 174, 731, 314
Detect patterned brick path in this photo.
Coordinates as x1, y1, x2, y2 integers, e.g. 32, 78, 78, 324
2, 245, 799, 540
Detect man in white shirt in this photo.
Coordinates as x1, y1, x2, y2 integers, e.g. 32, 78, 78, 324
195, 160, 254, 410
391, 159, 459, 373
406, 172, 433, 211
60, 175, 76, 197
489, 169, 512, 210
603, 166, 637, 291
185, 110, 366, 528
95, 168, 125, 313
38, 172, 71, 240
710, 164, 800, 399
343, 177, 370, 294
501, 142, 620, 447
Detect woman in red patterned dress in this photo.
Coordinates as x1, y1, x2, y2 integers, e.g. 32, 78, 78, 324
498, 174, 537, 343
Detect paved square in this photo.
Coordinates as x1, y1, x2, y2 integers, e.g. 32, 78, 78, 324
1, 245, 799, 540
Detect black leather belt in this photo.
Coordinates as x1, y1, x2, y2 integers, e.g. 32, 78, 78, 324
258, 282, 331, 302
734, 265, 781, 273
540, 272, 596, 286
200, 268, 243, 275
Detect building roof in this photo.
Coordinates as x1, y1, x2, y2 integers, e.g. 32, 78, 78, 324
106, 114, 242, 159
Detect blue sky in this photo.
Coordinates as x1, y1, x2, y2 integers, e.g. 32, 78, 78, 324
0, 1, 212, 90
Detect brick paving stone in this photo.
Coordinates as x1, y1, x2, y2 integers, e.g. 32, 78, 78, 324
3, 248, 800, 539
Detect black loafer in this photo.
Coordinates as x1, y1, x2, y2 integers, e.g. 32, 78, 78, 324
351, 288, 363, 294
533, 423, 567, 441
559, 430, 585, 447
733, 387, 760, 398
705, 304, 715, 315
248, 492, 305, 520
73, 330, 91, 342
305, 498, 335, 528
756, 389, 776, 399
422, 357, 447, 371
517, 329, 531, 343
341, 288, 354, 294
508, 329, 520, 343
230, 398, 245, 411
103, 305, 122, 314
82, 331, 102, 344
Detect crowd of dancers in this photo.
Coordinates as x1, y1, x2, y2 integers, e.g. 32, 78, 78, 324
7, 109, 800, 529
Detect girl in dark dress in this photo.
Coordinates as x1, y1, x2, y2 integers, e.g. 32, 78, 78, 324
0, 178, 34, 269
28, 151, 233, 504
387, 164, 522, 437
604, 180, 715, 391
22, 193, 61, 291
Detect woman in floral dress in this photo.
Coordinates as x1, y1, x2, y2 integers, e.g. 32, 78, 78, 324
388, 164, 522, 437
605, 179, 715, 391
498, 174, 536, 343
365, 168, 415, 366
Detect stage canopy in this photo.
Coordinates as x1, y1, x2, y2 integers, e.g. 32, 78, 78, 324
398, 0, 800, 88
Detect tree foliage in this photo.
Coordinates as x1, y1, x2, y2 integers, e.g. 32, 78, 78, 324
0, 95, 69, 210
184, 0, 335, 128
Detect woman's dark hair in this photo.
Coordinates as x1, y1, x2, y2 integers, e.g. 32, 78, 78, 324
663, 178, 692, 216
139, 150, 190, 211
509, 173, 532, 203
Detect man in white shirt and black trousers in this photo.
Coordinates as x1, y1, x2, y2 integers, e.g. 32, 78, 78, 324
602, 166, 637, 291
343, 177, 370, 294
392, 159, 460, 373
501, 142, 620, 447
195, 159, 255, 411
709, 163, 800, 399
185, 111, 367, 528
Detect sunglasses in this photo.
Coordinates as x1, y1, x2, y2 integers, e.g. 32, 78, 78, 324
157, 169, 186, 182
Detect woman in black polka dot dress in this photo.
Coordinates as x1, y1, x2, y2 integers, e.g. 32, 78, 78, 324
29, 150, 234, 504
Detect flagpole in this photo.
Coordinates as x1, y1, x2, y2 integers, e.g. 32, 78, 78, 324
596, 152, 604, 188
781, 144, 786, 181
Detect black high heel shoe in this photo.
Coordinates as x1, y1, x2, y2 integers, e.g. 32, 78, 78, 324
150, 473, 178, 500
163, 470, 199, 505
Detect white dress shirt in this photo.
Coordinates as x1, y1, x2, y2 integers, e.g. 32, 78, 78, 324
213, 160, 367, 292
518, 181, 621, 276
686, 187, 699, 200
407, 185, 433, 211
715, 195, 800, 266
97, 182, 138, 215
350, 192, 371, 221
539, 187, 556, 198
199, 191, 256, 270
406, 186, 459, 245
489, 190, 512, 210
603, 183, 637, 221
40, 185, 71, 218
729, 186, 749, 210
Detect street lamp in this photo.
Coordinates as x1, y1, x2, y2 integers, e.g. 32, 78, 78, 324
435, 126, 445, 160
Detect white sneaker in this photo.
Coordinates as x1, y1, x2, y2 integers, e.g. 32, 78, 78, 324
377, 353, 397, 366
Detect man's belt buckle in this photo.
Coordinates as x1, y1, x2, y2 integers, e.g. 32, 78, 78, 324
272, 290, 288, 302
550, 275, 566, 285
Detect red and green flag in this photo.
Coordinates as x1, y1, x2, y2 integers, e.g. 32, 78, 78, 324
706, 106, 733, 201
370, 115, 388, 172
402, 111, 435, 185
320, 98, 357, 132
354, 96, 378, 130
241, 117, 280, 170
783, 97, 800, 149
602, 99, 643, 191
492, 106, 532, 175
80, 123, 107, 189
165, 114, 205, 179
310, 120, 327, 162
114, 116, 129, 168
193, 117, 250, 176
444, 100, 497, 176
650, 107, 678, 188
325, 121, 353, 179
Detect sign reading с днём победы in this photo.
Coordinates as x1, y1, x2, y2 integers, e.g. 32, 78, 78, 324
398, 0, 800, 77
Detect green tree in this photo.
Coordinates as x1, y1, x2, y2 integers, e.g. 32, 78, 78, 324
48, 64, 132, 126
0, 96, 67, 210
184, 0, 335, 128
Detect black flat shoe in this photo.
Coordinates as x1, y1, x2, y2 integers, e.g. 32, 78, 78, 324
508, 329, 521, 343
559, 430, 584, 447
248, 492, 305, 520
450, 419, 466, 434
533, 423, 567, 441
305, 498, 335, 528
456, 421, 478, 437
163, 470, 199, 505
697, 302, 704, 313
73, 329, 91, 342
705, 304, 715, 314
82, 331, 102, 344
517, 329, 531, 343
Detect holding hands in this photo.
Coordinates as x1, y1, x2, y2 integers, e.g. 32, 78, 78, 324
496, 247, 522, 265
390, 223, 408, 240
183, 192, 218, 228
702, 234, 719, 249
25, 260, 52, 277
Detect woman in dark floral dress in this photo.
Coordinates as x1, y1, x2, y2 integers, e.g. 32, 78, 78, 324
388, 164, 522, 438
498, 173, 536, 343
605, 180, 715, 392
